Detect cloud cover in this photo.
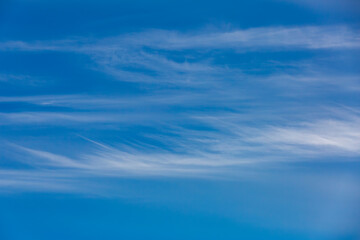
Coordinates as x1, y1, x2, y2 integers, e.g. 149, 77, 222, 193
1, 24, 360, 192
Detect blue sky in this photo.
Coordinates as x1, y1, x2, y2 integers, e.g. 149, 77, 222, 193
0, 0, 360, 239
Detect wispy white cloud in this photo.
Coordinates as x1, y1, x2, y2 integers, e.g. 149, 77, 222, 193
1, 107, 359, 193
196, 110, 360, 158
1, 25, 359, 52
0, 111, 175, 125
1, 24, 360, 193
248, 117, 360, 155
7, 141, 245, 179
1, 25, 359, 89
8, 109, 360, 171
115, 26, 360, 50
0, 169, 95, 193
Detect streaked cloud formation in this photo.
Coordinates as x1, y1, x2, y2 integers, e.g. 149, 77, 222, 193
1, 25, 360, 51
1, 1, 360, 239
1, 24, 360, 192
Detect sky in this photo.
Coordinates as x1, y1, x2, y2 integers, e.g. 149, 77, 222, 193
0, 0, 360, 239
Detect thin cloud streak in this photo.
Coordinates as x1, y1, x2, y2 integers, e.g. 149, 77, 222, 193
1, 109, 360, 192
1, 25, 359, 88
1, 26, 359, 52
